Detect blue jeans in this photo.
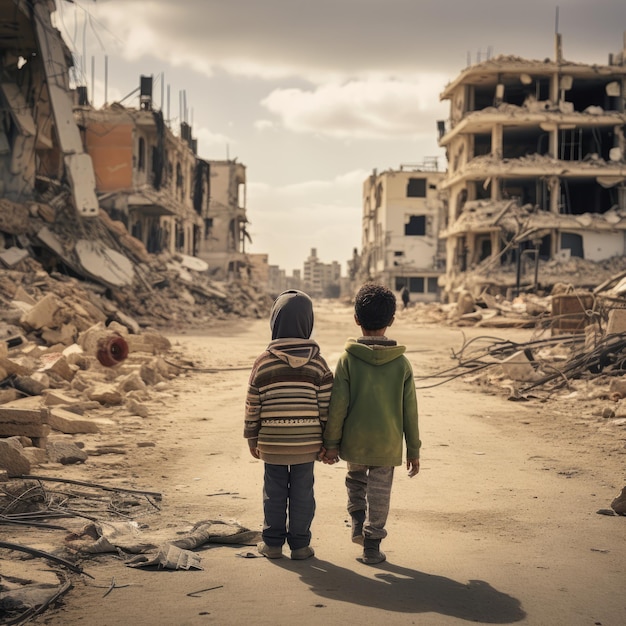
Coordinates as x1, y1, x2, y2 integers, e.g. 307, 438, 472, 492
262, 462, 315, 550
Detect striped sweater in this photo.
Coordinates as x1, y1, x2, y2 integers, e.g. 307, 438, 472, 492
244, 338, 334, 465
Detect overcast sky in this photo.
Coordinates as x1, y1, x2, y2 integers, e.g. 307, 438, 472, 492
55, 0, 626, 273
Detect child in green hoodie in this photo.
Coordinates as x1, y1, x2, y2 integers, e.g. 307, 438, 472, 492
322, 283, 420, 565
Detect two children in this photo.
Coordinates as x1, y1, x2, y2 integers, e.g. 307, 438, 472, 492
245, 284, 420, 564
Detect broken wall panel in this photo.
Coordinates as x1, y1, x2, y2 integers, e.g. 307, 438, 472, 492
83, 122, 134, 191
31, 1, 98, 217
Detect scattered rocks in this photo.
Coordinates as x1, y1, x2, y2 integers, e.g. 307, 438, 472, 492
46, 440, 88, 465
611, 486, 626, 515
0, 438, 31, 477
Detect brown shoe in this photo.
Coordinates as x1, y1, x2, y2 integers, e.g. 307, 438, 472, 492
291, 546, 315, 560
257, 542, 283, 559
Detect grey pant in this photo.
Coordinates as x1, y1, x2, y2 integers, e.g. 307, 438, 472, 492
346, 463, 395, 541
262, 462, 315, 550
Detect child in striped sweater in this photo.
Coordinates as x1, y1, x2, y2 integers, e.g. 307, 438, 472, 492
244, 290, 333, 560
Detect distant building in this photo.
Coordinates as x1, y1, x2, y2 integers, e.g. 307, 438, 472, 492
288, 269, 302, 291
438, 36, 626, 300
303, 248, 342, 298
267, 264, 285, 294
358, 164, 446, 303
247, 253, 270, 289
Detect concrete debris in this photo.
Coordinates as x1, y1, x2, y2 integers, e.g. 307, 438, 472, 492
0, 195, 270, 474
47, 407, 100, 435
0, 437, 31, 477
0, 246, 29, 267
402, 266, 626, 343
45, 440, 88, 465
611, 486, 626, 515
411, 282, 626, 421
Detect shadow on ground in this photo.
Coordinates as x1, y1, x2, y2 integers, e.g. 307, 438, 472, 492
273, 557, 525, 623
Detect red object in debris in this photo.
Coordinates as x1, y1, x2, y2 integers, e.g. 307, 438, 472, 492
96, 334, 129, 366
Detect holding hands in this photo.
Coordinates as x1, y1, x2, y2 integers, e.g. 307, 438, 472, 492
319, 447, 340, 464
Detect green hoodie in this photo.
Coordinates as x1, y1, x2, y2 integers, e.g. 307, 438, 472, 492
324, 338, 420, 466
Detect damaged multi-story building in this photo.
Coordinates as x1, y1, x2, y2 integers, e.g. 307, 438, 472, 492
1, 0, 252, 282
438, 35, 626, 301
359, 164, 445, 302
75, 87, 207, 260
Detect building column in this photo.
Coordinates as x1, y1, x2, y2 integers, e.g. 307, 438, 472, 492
491, 124, 503, 159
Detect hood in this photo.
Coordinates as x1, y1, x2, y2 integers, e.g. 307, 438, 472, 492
270, 290, 314, 340
268, 339, 320, 368
345, 338, 406, 365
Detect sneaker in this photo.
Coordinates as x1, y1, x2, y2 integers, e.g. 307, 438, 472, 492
360, 538, 386, 565
290, 546, 315, 560
257, 542, 283, 559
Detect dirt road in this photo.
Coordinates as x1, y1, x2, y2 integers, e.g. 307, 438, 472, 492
8, 302, 626, 625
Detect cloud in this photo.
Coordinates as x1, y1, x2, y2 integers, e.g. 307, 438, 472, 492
259, 77, 449, 139
194, 127, 235, 154
250, 169, 369, 199
69, 0, 626, 82
254, 119, 275, 131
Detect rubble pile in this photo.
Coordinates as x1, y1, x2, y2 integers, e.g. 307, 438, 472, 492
0, 195, 271, 478
441, 226, 626, 300
0, 197, 272, 328
412, 306, 626, 518
0, 307, 182, 476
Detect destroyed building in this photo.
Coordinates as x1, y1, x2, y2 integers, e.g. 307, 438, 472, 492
437, 35, 626, 301
1, 0, 254, 280
76, 89, 207, 259
199, 159, 251, 279
0, 0, 98, 216
359, 164, 446, 302
0, 0, 272, 483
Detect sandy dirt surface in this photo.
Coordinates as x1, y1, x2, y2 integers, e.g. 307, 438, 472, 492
2, 301, 625, 626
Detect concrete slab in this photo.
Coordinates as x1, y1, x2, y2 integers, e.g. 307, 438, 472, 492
75, 239, 134, 287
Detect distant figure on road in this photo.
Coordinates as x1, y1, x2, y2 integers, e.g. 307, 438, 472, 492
244, 290, 333, 560
401, 285, 410, 309
322, 283, 421, 565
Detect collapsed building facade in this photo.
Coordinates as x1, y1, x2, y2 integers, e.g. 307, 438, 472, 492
1, 0, 253, 283
0, 0, 98, 216
359, 164, 446, 302
437, 35, 626, 301
76, 96, 207, 260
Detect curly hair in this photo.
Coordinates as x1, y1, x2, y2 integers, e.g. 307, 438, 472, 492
354, 283, 396, 330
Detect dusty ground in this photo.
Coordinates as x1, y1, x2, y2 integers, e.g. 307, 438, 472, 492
2, 300, 625, 626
